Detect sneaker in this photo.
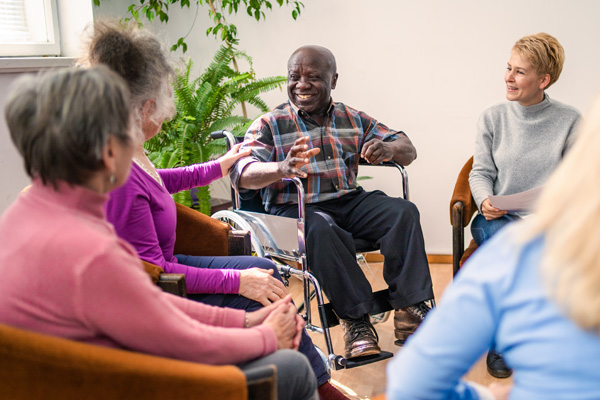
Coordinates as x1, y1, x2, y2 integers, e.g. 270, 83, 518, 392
486, 351, 512, 379
394, 301, 431, 343
339, 315, 381, 359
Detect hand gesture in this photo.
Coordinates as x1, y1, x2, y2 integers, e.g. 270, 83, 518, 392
218, 142, 252, 177
263, 299, 302, 350
246, 296, 291, 327
239, 268, 288, 306
361, 139, 394, 165
277, 136, 320, 179
481, 198, 508, 220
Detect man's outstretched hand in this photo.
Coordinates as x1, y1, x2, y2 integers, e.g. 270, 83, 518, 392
278, 136, 320, 178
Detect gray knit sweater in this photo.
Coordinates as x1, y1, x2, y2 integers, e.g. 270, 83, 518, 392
469, 94, 580, 213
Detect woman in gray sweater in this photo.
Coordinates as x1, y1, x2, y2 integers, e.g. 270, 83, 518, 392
468, 32, 580, 379
469, 32, 580, 245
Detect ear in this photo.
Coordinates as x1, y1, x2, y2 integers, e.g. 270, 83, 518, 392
141, 99, 156, 119
331, 73, 339, 90
101, 136, 118, 175
539, 74, 551, 90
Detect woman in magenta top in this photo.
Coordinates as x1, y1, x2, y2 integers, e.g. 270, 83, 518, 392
0, 66, 316, 400
84, 21, 339, 398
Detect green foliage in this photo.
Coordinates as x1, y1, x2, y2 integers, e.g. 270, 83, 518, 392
93, 0, 304, 52
144, 44, 286, 214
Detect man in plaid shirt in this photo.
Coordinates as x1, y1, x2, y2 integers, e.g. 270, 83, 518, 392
231, 45, 434, 360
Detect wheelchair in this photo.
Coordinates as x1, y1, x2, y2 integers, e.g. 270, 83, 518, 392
211, 130, 416, 370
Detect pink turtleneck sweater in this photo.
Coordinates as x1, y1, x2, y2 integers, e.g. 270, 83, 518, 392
0, 180, 276, 365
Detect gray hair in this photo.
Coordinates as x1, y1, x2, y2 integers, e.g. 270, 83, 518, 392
5, 65, 131, 188
79, 20, 176, 142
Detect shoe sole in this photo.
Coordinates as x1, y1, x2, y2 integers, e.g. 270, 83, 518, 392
345, 346, 381, 360
487, 365, 513, 379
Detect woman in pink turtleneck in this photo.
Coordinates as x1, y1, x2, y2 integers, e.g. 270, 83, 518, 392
0, 66, 317, 400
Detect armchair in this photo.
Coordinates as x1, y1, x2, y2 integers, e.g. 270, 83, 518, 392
450, 156, 479, 277
150, 202, 251, 296
0, 323, 275, 400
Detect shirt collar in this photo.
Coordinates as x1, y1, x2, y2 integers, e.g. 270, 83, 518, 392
289, 98, 335, 120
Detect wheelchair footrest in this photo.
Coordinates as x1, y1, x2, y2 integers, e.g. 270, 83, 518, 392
331, 351, 394, 370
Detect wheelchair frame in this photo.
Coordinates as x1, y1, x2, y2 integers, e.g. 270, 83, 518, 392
211, 130, 411, 370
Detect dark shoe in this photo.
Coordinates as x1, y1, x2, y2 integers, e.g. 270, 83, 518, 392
339, 315, 381, 359
486, 351, 512, 379
317, 381, 350, 400
394, 301, 431, 343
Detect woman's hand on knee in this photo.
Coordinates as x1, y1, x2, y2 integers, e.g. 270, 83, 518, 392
481, 198, 508, 220
239, 267, 288, 306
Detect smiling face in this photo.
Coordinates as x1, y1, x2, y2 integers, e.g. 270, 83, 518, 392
505, 50, 550, 107
287, 46, 338, 117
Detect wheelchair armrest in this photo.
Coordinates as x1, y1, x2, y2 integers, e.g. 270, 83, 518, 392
243, 365, 277, 400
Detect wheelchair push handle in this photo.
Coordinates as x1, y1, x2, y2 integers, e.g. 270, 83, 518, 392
210, 130, 237, 150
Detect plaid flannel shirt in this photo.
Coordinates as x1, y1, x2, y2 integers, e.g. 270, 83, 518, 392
231, 100, 405, 210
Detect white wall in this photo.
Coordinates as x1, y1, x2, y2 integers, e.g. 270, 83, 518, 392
61, 1, 600, 253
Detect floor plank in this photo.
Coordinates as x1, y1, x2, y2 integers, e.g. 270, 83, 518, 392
287, 261, 510, 399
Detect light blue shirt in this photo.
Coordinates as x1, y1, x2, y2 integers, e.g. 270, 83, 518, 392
387, 224, 600, 399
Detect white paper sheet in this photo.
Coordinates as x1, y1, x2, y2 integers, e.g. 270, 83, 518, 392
488, 186, 543, 212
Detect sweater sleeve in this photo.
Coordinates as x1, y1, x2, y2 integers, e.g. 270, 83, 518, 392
106, 173, 241, 295
469, 112, 497, 212
159, 160, 223, 194
386, 231, 516, 400
76, 242, 277, 365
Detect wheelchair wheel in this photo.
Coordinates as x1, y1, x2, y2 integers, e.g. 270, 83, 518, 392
314, 344, 331, 375
211, 210, 265, 258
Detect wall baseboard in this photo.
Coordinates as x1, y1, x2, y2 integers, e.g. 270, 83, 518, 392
363, 252, 451, 264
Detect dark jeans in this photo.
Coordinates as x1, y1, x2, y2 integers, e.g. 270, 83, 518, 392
270, 188, 434, 320
175, 254, 328, 386
470, 213, 522, 246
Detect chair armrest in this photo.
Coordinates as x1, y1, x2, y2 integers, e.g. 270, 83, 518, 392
229, 230, 252, 256
243, 365, 277, 400
157, 273, 187, 297
450, 156, 477, 227
142, 260, 187, 297
0, 323, 248, 400
174, 202, 231, 256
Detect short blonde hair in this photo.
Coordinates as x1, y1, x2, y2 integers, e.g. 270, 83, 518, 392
513, 32, 564, 89
525, 93, 600, 334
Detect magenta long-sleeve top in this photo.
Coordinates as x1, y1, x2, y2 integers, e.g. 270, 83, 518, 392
0, 181, 276, 365
106, 161, 241, 294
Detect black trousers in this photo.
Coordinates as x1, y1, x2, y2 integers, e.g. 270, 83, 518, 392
270, 188, 434, 320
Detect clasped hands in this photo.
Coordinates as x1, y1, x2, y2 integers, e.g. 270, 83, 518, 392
246, 295, 304, 350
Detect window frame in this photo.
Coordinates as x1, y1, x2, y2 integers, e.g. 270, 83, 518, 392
0, 0, 61, 57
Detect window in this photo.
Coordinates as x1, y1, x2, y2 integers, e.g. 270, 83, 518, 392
0, 0, 61, 56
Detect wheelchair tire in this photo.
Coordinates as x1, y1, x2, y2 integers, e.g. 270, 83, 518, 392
211, 210, 265, 258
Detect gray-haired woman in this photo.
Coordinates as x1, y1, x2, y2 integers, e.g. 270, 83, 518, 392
0, 66, 317, 400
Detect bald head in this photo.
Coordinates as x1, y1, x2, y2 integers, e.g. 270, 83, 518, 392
288, 45, 337, 75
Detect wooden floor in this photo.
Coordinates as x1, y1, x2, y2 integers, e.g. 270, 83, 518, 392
287, 261, 510, 399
